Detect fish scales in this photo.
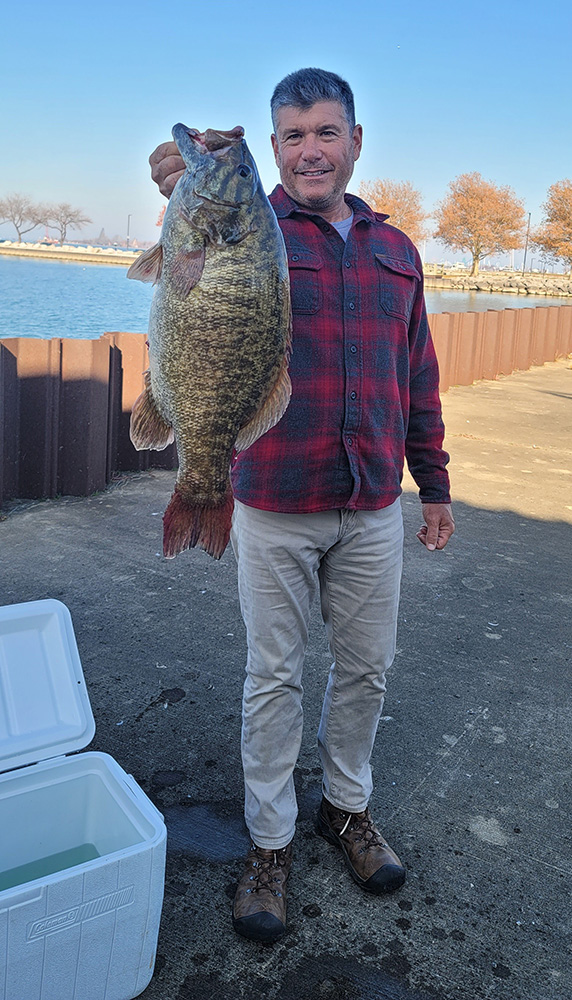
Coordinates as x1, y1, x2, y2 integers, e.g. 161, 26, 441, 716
128, 124, 291, 559
152, 245, 287, 498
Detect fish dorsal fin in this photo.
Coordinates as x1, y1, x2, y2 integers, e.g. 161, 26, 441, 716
234, 355, 292, 453
170, 245, 206, 297
127, 243, 163, 283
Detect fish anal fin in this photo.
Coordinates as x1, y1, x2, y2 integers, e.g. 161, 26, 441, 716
130, 371, 174, 450
163, 486, 234, 559
127, 243, 163, 284
234, 356, 292, 453
170, 245, 205, 296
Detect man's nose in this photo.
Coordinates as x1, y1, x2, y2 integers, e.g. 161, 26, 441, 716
300, 134, 323, 160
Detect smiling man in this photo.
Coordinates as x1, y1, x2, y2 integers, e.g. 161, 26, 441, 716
270, 100, 362, 220
150, 67, 454, 944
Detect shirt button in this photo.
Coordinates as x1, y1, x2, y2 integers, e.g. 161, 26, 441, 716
322, 224, 330, 232
347, 437, 353, 446
350, 391, 357, 400
348, 302, 355, 310
291, 254, 299, 261
350, 345, 357, 353
345, 261, 351, 268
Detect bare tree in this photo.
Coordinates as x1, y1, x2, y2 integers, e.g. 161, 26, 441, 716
434, 172, 525, 276
531, 179, 572, 278
45, 203, 92, 245
0, 193, 44, 242
358, 179, 428, 246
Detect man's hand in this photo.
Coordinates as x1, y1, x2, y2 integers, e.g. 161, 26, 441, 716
417, 503, 455, 551
149, 141, 185, 199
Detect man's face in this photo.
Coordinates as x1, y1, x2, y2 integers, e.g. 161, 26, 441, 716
271, 101, 363, 222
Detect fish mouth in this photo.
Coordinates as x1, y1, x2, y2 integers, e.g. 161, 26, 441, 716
173, 123, 244, 155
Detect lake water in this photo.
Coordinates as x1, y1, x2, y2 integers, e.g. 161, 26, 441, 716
0, 255, 569, 340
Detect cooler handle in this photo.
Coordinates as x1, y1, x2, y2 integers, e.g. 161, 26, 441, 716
122, 772, 165, 822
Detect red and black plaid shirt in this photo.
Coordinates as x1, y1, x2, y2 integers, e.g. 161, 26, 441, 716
231, 185, 451, 512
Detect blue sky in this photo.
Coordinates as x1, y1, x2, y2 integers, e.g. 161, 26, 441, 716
1, 0, 570, 254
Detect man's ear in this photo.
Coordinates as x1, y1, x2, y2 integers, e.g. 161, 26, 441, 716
271, 133, 281, 168
352, 124, 363, 162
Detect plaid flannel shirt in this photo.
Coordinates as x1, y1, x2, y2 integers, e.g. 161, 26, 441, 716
230, 185, 451, 512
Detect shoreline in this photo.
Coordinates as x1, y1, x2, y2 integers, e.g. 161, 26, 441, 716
423, 267, 572, 297
2, 243, 571, 296
0, 242, 141, 266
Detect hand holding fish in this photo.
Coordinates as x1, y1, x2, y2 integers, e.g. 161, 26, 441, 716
149, 141, 185, 199
129, 124, 292, 560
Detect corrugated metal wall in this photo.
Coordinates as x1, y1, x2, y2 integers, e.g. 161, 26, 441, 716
1, 305, 571, 504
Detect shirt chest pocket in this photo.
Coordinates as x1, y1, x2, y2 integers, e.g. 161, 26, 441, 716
375, 254, 420, 322
288, 250, 323, 315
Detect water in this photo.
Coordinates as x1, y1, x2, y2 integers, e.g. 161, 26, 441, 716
0, 843, 101, 891
0, 255, 568, 340
424, 287, 569, 314
0, 255, 153, 339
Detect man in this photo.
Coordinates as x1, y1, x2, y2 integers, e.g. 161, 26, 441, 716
150, 68, 454, 945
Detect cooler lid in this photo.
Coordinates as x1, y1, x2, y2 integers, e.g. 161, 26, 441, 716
0, 599, 96, 772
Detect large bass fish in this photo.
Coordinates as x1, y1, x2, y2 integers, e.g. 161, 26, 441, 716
128, 124, 291, 559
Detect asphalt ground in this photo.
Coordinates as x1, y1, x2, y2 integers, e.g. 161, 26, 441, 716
1, 358, 571, 1000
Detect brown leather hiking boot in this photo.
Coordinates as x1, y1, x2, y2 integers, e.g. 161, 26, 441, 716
317, 796, 405, 894
232, 842, 292, 943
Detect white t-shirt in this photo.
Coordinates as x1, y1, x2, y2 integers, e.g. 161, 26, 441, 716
331, 212, 354, 242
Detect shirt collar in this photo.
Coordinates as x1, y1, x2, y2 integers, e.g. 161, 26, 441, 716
269, 184, 388, 224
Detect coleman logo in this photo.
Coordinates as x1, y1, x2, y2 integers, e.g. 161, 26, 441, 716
27, 886, 134, 939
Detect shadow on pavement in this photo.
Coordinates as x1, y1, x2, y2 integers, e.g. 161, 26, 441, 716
0, 475, 570, 1000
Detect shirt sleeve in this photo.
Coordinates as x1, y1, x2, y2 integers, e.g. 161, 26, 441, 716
405, 253, 452, 504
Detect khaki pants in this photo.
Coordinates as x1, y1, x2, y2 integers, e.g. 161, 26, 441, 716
231, 499, 404, 849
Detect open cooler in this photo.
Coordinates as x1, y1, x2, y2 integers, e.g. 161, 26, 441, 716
0, 599, 167, 1000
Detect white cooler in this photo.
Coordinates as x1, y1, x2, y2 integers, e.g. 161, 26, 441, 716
0, 599, 167, 1000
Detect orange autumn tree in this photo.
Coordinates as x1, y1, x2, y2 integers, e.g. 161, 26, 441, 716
434, 172, 525, 276
358, 179, 428, 247
531, 180, 572, 277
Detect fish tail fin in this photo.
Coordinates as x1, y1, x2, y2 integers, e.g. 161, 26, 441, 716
130, 372, 175, 450
163, 486, 234, 560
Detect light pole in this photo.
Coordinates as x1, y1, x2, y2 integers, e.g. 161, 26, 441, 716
126, 214, 132, 249
521, 211, 531, 276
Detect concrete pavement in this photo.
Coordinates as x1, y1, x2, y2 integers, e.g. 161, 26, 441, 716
1, 358, 571, 1000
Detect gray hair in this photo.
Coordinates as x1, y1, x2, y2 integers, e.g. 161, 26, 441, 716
271, 68, 356, 131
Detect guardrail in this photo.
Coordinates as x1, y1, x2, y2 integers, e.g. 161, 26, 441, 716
1, 305, 571, 504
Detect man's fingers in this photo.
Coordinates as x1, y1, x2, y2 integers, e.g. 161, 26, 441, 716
435, 523, 455, 550
149, 142, 186, 199
425, 522, 440, 551
418, 503, 455, 552
149, 141, 179, 168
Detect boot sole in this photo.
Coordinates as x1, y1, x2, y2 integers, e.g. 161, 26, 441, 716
316, 811, 406, 894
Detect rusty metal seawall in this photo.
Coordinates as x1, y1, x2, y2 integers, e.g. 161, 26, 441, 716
0, 332, 176, 505
1, 305, 571, 505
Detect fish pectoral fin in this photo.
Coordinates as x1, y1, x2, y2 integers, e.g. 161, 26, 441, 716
130, 371, 175, 450
170, 245, 206, 296
127, 243, 163, 283
234, 356, 292, 453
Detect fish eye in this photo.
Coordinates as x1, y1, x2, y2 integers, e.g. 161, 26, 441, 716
237, 164, 252, 178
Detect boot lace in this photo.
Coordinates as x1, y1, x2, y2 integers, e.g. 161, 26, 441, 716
342, 810, 388, 854
245, 846, 289, 897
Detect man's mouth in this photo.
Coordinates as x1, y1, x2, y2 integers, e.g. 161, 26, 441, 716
296, 169, 332, 177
